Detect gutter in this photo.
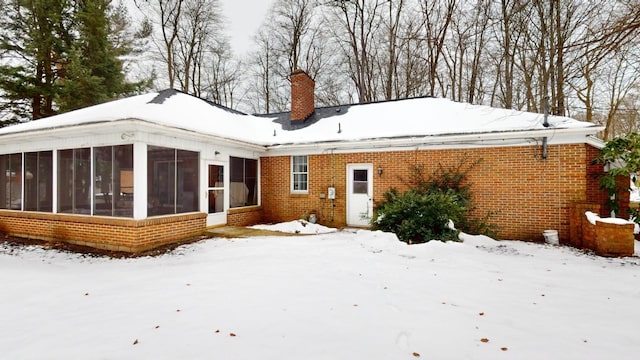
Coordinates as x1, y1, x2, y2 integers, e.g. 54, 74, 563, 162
542, 97, 550, 159
0, 117, 604, 155
0, 118, 268, 153
264, 126, 605, 153
585, 135, 606, 149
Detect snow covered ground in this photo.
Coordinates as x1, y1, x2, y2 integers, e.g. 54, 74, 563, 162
250, 219, 338, 234
1, 228, 639, 360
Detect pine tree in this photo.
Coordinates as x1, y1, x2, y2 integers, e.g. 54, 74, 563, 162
0, 0, 151, 125
0, 0, 71, 123
57, 0, 149, 112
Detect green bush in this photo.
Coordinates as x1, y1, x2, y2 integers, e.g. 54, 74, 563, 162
372, 158, 498, 244
593, 132, 640, 217
373, 188, 462, 243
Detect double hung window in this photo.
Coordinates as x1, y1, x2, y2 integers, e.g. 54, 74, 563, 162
291, 156, 308, 193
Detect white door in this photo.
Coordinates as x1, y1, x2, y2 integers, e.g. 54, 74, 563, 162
347, 164, 373, 227
206, 163, 226, 226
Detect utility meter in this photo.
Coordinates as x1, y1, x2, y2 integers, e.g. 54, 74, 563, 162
327, 187, 336, 199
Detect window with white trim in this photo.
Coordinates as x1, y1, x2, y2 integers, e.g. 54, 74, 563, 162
291, 155, 308, 193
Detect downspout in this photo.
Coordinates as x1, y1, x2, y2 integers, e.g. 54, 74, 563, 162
542, 96, 549, 160
329, 148, 336, 222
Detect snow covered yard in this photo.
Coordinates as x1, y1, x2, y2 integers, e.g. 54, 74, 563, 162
1, 227, 639, 360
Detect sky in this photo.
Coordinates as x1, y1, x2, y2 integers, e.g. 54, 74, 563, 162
125, 0, 273, 56
221, 0, 274, 55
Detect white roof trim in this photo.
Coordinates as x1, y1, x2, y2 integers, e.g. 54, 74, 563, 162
586, 135, 606, 149
264, 126, 604, 155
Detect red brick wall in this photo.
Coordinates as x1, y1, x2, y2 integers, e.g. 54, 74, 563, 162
227, 206, 263, 226
0, 211, 206, 253
582, 218, 598, 251
261, 144, 604, 242
568, 203, 601, 248
594, 221, 635, 257
586, 145, 607, 216
582, 217, 635, 257
615, 175, 631, 218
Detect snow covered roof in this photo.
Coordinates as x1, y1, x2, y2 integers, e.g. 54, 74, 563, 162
0, 89, 602, 149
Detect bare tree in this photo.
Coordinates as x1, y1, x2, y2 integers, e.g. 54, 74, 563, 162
416, 0, 457, 97
491, 0, 528, 109
578, 0, 640, 55
526, 1, 592, 115
247, 0, 337, 112
271, 0, 313, 73
174, 0, 223, 95
143, 0, 183, 89
568, 2, 618, 123
137, 0, 227, 95
395, 16, 430, 99
234, 0, 640, 140
443, 0, 491, 103
326, 0, 384, 103
611, 89, 640, 137
268, 0, 331, 87
601, 50, 640, 140
204, 40, 242, 108
378, 0, 404, 100
247, 30, 288, 114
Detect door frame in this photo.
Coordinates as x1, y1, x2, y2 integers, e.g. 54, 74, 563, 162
205, 161, 227, 227
346, 163, 374, 227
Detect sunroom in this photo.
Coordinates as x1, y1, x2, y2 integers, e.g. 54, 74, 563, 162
0, 90, 264, 252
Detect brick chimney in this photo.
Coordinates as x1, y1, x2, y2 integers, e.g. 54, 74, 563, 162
290, 69, 315, 122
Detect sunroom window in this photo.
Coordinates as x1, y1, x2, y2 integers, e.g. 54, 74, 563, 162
0, 153, 23, 210
24, 151, 53, 212
147, 146, 199, 216
230, 156, 257, 207
58, 148, 91, 214
94, 145, 133, 217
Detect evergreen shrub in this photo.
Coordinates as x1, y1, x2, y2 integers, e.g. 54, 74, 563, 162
372, 158, 497, 244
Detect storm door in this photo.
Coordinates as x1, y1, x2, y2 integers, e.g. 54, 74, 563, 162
206, 163, 225, 226
346, 164, 373, 227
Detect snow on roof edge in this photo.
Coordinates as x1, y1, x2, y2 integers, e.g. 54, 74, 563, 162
266, 126, 603, 150
0, 91, 603, 149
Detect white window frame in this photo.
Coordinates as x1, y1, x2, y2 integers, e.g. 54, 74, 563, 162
291, 155, 309, 194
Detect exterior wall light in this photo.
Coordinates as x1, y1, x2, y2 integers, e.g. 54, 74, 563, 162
377, 166, 383, 177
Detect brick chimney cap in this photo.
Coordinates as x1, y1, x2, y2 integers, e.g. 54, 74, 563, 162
290, 68, 313, 80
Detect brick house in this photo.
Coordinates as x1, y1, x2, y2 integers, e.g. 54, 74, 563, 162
0, 69, 608, 252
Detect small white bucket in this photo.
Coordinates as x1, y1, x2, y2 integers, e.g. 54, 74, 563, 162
543, 230, 559, 245
308, 213, 317, 224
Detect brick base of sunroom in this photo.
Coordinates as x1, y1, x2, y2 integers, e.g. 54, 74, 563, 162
0, 210, 206, 253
